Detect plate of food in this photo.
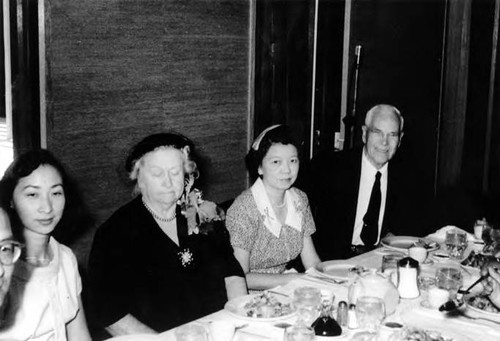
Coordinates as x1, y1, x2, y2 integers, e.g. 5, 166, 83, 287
461, 251, 495, 269
314, 260, 365, 280
381, 236, 439, 252
403, 327, 473, 341
464, 293, 500, 323
224, 291, 295, 322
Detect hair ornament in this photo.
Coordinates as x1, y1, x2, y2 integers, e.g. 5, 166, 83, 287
251, 124, 282, 151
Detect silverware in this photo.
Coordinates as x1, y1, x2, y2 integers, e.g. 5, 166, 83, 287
440, 274, 488, 311
458, 274, 488, 294
266, 290, 290, 298
304, 275, 347, 285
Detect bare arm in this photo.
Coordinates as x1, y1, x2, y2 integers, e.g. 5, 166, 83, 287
224, 275, 248, 300
105, 314, 157, 337
233, 247, 302, 290
66, 296, 92, 341
300, 235, 321, 270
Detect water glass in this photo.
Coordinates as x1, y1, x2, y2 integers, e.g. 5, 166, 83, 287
435, 267, 462, 299
285, 325, 315, 341
175, 323, 208, 341
381, 254, 403, 274
293, 286, 321, 327
445, 229, 467, 260
355, 296, 386, 332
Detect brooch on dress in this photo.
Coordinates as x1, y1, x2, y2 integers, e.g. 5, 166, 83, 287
178, 248, 194, 267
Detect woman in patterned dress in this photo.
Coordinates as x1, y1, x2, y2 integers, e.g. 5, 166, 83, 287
226, 125, 321, 291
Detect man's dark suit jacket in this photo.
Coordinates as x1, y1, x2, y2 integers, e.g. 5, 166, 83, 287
307, 147, 430, 260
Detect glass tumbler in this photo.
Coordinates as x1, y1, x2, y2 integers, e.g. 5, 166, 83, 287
435, 267, 463, 299
293, 286, 322, 327
381, 254, 403, 274
445, 229, 467, 260
355, 296, 386, 333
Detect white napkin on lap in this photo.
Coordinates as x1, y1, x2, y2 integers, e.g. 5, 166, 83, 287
427, 225, 476, 242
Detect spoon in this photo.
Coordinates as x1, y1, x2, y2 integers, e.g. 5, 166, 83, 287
458, 274, 488, 295
439, 274, 488, 312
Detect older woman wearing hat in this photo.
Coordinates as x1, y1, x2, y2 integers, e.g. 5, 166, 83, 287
87, 133, 246, 336
226, 125, 321, 291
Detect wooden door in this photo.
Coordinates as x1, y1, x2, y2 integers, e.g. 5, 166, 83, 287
315, 0, 447, 197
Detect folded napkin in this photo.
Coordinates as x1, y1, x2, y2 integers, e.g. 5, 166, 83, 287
233, 325, 284, 341
427, 225, 477, 242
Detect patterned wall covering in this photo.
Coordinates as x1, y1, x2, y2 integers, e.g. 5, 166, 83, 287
43, 0, 251, 265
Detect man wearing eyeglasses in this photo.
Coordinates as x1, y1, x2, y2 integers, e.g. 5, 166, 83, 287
309, 104, 428, 260
0, 207, 22, 318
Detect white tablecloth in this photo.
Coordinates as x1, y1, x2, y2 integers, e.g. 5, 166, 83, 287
128, 239, 500, 341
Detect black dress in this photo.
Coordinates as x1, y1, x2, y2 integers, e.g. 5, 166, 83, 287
87, 196, 244, 332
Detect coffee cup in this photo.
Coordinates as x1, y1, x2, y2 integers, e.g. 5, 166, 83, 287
408, 246, 427, 263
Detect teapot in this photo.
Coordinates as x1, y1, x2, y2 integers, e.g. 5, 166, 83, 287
348, 268, 400, 315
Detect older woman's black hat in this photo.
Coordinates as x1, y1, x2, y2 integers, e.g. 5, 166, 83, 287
125, 133, 194, 173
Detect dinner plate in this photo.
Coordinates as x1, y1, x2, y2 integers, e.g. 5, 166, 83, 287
314, 260, 360, 280
105, 334, 165, 341
464, 294, 500, 323
403, 327, 474, 341
380, 236, 439, 252
224, 293, 296, 322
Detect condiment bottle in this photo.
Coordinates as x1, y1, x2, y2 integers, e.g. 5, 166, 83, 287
312, 297, 342, 336
397, 257, 420, 298
336, 301, 348, 326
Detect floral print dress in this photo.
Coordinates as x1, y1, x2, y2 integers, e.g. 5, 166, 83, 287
226, 186, 316, 274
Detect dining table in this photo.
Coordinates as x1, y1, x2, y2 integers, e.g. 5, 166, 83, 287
119, 231, 500, 341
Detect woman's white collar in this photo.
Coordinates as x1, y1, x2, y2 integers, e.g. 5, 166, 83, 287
251, 178, 302, 238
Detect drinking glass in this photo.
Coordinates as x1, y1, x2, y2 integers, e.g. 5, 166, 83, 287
381, 254, 403, 274
285, 325, 315, 341
435, 267, 463, 299
175, 324, 208, 341
293, 286, 321, 327
355, 296, 386, 333
445, 229, 467, 260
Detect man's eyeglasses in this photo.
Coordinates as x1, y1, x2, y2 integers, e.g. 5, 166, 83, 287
367, 128, 400, 141
0, 240, 22, 266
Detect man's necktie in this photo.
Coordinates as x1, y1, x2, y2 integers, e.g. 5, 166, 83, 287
361, 171, 381, 246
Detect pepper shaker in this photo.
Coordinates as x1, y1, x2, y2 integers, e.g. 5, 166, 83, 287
336, 301, 348, 326
397, 257, 420, 298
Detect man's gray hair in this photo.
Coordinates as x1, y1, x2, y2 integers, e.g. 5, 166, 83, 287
364, 104, 404, 132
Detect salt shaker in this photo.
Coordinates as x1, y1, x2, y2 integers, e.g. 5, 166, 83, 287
336, 301, 348, 326
474, 217, 488, 240
397, 257, 420, 298
347, 303, 358, 329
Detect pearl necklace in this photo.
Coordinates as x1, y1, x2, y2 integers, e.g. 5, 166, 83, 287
143, 200, 176, 222
25, 256, 51, 266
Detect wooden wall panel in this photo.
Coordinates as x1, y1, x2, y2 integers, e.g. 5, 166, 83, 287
43, 0, 251, 263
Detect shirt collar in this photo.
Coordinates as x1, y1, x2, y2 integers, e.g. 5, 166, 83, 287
250, 178, 302, 238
